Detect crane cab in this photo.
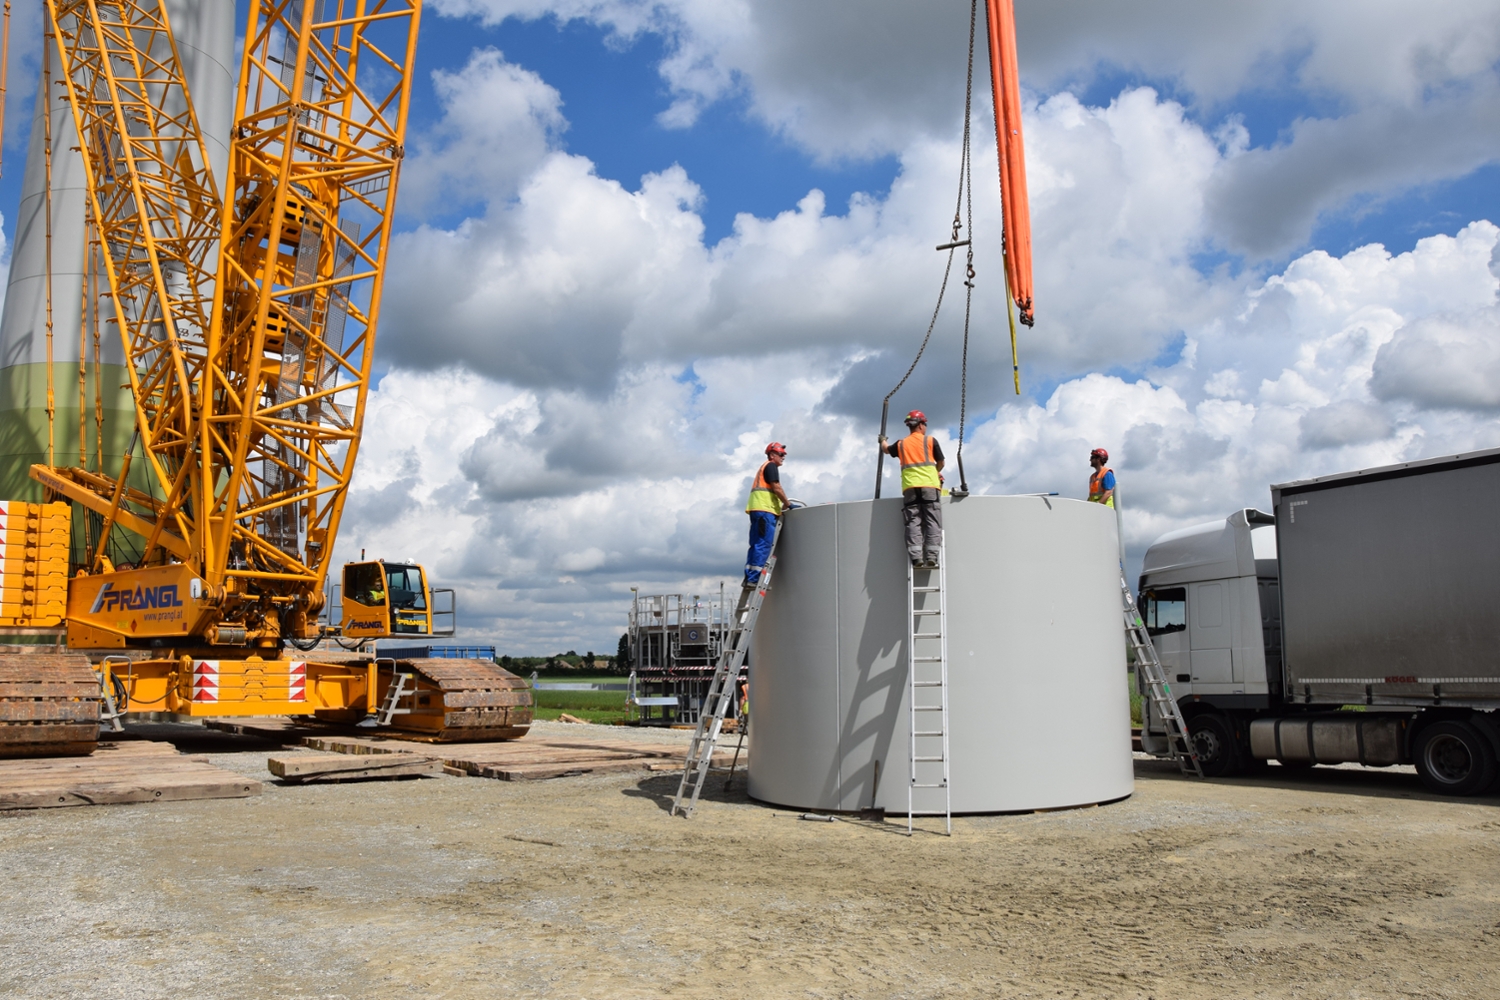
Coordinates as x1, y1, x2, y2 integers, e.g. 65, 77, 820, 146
340, 560, 454, 639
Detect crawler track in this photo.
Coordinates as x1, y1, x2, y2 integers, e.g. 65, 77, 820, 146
0, 654, 100, 758
390, 658, 533, 741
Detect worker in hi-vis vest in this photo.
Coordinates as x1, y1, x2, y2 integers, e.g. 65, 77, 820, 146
1088, 448, 1116, 507
879, 410, 946, 568
744, 442, 790, 586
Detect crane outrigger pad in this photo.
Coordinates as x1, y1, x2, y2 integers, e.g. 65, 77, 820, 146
0, 654, 101, 758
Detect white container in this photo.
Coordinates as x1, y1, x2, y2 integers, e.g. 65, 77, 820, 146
748, 494, 1134, 813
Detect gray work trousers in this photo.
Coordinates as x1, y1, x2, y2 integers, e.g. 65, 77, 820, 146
902, 487, 943, 562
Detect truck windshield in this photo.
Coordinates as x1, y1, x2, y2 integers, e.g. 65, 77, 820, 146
1143, 588, 1186, 636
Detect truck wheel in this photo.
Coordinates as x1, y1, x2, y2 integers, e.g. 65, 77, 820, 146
1414, 721, 1498, 796
1187, 713, 1242, 777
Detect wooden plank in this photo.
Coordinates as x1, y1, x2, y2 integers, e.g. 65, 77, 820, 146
470, 754, 731, 781
95, 740, 183, 756
387, 725, 531, 743
0, 740, 261, 810
267, 752, 440, 782
203, 717, 343, 742
300, 735, 427, 756
0, 742, 198, 779
294, 729, 725, 782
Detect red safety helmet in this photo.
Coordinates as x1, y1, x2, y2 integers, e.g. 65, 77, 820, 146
765, 442, 787, 457
1090, 447, 1109, 463
904, 410, 927, 427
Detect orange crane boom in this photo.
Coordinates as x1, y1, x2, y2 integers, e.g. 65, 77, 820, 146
984, 0, 1034, 327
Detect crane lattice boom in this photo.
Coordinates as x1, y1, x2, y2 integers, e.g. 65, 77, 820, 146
38, 0, 420, 644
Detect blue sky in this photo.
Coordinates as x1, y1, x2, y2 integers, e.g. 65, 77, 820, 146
402, 12, 905, 244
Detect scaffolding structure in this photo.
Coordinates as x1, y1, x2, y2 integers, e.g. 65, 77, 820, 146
628, 586, 740, 726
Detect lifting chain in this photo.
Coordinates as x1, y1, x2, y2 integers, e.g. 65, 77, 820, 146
875, 0, 979, 499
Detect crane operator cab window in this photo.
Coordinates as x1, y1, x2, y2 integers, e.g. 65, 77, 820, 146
384, 564, 429, 634
345, 562, 386, 606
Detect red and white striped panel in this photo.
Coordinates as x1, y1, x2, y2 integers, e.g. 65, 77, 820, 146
192, 660, 219, 703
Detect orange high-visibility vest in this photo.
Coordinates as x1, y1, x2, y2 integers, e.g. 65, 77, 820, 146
1089, 467, 1115, 507
897, 433, 941, 491
745, 461, 783, 515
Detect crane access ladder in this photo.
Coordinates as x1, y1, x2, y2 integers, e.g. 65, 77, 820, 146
671, 518, 783, 818
906, 546, 952, 835
1122, 579, 1202, 777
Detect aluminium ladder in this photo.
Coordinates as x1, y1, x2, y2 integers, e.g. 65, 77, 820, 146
907, 545, 952, 835
672, 518, 783, 817
1122, 579, 1203, 778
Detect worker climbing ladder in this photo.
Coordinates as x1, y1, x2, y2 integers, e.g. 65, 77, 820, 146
672, 519, 783, 817
1122, 579, 1203, 778
907, 545, 952, 835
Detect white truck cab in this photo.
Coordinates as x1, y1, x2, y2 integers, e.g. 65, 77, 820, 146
1138, 508, 1276, 708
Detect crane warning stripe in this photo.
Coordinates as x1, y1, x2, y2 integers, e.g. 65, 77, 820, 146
288, 661, 306, 702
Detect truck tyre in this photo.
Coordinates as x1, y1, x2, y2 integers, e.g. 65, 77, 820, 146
1187, 713, 1242, 777
1413, 720, 1498, 796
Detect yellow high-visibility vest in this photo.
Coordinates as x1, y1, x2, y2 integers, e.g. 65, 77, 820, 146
745, 461, 783, 514
897, 433, 941, 491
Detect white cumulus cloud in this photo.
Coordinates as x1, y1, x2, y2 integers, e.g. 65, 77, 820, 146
334, 14, 1500, 651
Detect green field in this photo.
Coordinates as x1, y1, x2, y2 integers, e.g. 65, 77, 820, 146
529, 676, 630, 724
526, 672, 1143, 726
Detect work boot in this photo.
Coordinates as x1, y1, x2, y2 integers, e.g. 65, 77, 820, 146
924, 554, 940, 569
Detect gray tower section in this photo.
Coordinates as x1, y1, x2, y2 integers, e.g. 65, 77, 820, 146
0, 0, 236, 499
749, 495, 1135, 814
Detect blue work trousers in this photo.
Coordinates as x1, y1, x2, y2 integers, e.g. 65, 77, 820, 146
744, 511, 778, 585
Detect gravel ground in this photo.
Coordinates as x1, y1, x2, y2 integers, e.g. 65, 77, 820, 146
0, 722, 1496, 1000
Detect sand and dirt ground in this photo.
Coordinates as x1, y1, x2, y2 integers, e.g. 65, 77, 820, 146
1, 719, 1497, 1000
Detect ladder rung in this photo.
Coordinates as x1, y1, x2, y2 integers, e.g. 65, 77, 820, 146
911, 586, 941, 593
912, 609, 941, 616
913, 680, 944, 688
913, 704, 944, 710
914, 730, 945, 737
911, 782, 948, 788
913, 656, 943, 662
914, 757, 946, 763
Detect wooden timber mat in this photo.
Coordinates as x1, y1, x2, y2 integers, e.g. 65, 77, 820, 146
204, 716, 525, 745
0, 740, 262, 811
266, 751, 442, 784
204, 716, 353, 743
300, 732, 738, 782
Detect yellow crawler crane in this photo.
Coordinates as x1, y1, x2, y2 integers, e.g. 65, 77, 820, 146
0, 0, 531, 756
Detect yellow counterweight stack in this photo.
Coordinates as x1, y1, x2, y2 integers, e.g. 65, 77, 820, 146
0, 501, 69, 626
